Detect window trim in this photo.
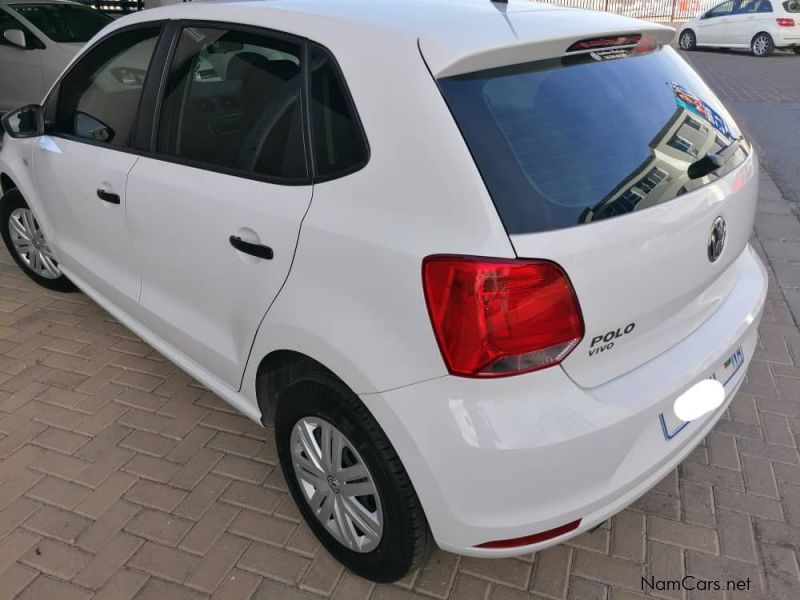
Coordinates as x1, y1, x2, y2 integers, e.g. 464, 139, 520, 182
42, 19, 370, 186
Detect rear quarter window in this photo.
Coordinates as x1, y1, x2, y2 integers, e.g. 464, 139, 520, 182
438, 46, 747, 235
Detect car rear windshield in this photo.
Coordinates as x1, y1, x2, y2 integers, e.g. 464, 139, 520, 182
783, 0, 800, 11
11, 3, 111, 43
438, 46, 746, 235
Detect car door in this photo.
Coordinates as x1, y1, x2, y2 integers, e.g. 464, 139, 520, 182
696, 0, 737, 43
33, 24, 163, 315
729, 0, 768, 44
0, 7, 44, 111
125, 24, 313, 389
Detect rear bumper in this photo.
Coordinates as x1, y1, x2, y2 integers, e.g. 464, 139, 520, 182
361, 244, 767, 557
773, 31, 800, 47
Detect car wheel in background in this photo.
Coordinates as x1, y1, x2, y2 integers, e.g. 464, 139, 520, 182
794, 47, 800, 54
274, 369, 432, 582
679, 29, 697, 50
0, 189, 76, 292
751, 32, 774, 56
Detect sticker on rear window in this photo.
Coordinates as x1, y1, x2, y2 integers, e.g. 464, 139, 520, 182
670, 83, 734, 141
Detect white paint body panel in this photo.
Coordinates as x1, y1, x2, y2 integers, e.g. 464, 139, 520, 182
0, 1, 90, 112
33, 137, 143, 315
125, 158, 311, 389
0, 0, 769, 559
683, 2, 800, 49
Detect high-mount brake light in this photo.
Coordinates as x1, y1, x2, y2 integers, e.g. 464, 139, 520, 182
567, 34, 642, 52
422, 256, 584, 378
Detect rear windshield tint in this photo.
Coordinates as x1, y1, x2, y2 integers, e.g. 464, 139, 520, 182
439, 47, 746, 235
783, 0, 800, 11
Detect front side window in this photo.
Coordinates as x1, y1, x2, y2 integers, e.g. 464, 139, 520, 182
10, 3, 111, 43
709, 0, 735, 15
309, 44, 367, 179
156, 26, 306, 182
54, 27, 160, 147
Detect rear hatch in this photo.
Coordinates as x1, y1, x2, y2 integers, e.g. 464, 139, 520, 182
422, 9, 757, 388
779, 0, 800, 38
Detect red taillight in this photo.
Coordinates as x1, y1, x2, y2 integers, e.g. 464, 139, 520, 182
776, 18, 795, 26
567, 34, 641, 52
422, 256, 584, 378
475, 519, 582, 549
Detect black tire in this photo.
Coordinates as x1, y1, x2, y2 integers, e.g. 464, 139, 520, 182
793, 47, 800, 55
275, 369, 431, 582
0, 188, 76, 292
678, 29, 697, 51
751, 32, 774, 57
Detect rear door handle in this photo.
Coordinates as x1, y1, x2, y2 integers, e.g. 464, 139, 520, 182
96, 189, 120, 204
229, 235, 273, 260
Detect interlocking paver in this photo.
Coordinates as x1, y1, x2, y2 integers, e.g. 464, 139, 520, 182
0, 46, 796, 600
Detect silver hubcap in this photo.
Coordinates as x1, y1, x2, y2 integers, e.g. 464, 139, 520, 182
753, 36, 769, 55
8, 208, 61, 279
290, 417, 383, 553
680, 32, 693, 48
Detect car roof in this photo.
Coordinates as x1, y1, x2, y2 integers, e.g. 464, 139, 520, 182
109, 0, 673, 77
120, 0, 563, 39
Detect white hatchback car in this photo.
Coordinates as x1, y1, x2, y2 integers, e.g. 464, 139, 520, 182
0, 0, 767, 582
679, 0, 800, 56
0, 0, 112, 112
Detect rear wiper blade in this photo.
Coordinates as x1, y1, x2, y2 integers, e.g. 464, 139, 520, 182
687, 137, 743, 180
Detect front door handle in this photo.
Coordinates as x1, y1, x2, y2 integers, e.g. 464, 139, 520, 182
229, 235, 273, 260
96, 189, 120, 204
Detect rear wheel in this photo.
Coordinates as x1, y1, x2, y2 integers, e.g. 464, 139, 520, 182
679, 29, 697, 51
275, 370, 431, 582
794, 47, 800, 54
0, 189, 75, 292
751, 32, 774, 56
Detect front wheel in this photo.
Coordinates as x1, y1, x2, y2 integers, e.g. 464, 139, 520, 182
751, 32, 774, 57
275, 373, 431, 582
679, 29, 697, 51
0, 189, 75, 292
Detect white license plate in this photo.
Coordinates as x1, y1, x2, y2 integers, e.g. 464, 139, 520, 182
660, 346, 745, 441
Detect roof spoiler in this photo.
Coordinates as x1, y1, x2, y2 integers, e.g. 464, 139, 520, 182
419, 8, 675, 78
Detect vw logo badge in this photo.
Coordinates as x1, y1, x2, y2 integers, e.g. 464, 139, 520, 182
708, 216, 726, 263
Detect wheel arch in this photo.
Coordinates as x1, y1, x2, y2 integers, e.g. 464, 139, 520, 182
255, 349, 350, 425
0, 173, 16, 195
752, 31, 773, 44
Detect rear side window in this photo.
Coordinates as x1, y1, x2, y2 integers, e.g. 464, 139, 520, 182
309, 44, 368, 179
439, 47, 746, 234
157, 26, 306, 182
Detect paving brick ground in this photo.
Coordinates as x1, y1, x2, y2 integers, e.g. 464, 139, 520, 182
0, 50, 798, 600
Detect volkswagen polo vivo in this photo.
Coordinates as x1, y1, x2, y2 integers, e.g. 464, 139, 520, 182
0, 0, 767, 582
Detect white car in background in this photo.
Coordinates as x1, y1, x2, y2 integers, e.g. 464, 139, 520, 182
0, 0, 768, 582
679, 0, 800, 56
0, 0, 111, 112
